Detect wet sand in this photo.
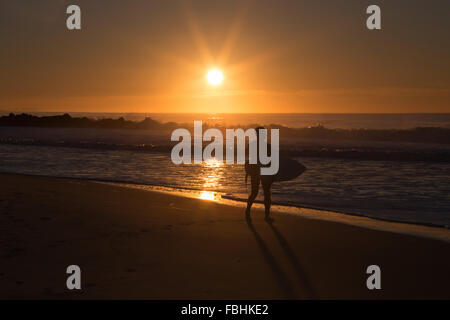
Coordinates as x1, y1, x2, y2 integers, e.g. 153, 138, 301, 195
0, 173, 449, 299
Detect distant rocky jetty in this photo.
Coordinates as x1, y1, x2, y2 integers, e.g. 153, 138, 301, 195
1, 113, 449, 145
0, 113, 176, 130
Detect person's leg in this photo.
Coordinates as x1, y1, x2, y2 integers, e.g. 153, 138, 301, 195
262, 178, 273, 221
246, 174, 260, 218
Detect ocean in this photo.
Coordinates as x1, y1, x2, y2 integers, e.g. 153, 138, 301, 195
0, 113, 449, 227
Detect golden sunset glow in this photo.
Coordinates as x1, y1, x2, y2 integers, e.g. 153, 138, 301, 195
1, 2, 449, 113
206, 69, 224, 86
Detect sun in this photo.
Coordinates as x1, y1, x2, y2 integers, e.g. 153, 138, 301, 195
206, 69, 224, 86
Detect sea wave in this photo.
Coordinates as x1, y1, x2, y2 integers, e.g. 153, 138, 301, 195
0, 135, 449, 162
1, 113, 450, 144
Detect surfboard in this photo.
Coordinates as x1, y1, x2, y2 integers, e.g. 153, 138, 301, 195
274, 157, 306, 182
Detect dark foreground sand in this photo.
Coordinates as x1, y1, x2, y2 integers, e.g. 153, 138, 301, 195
0, 173, 449, 299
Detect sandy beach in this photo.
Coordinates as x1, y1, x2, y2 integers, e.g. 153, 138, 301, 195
0, 173, 449, 299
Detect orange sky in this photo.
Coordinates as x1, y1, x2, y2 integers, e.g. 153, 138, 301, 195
1, 0, 449, 113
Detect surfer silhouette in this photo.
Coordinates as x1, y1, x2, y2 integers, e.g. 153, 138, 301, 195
245, 127, 275, 222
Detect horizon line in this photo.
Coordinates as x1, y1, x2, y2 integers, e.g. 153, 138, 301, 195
1, 111, 450, 115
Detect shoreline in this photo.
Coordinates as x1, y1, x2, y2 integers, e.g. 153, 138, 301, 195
97, 180, 450, 244
1, 172, 449, 299
1, 171, 449, 243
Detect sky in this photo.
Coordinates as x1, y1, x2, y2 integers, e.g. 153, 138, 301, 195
1, 0, 449, 113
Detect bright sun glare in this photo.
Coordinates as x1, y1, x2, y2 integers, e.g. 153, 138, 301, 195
206, 69, 224, 86
199, 191, 215, 201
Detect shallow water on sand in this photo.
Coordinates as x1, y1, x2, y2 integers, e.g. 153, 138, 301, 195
1, 144, 449, 227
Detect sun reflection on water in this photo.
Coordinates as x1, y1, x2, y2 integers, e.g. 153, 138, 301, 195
198, 158, 224, 201
204, 158, 223, 168
199, 191, 216, 201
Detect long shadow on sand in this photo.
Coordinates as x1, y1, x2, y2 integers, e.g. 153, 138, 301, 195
266, 220, 317, 299
245, 217, 296, 298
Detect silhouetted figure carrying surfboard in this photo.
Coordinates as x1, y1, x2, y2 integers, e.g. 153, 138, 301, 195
245, 127, 306, 222
245, 127, 274, 222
